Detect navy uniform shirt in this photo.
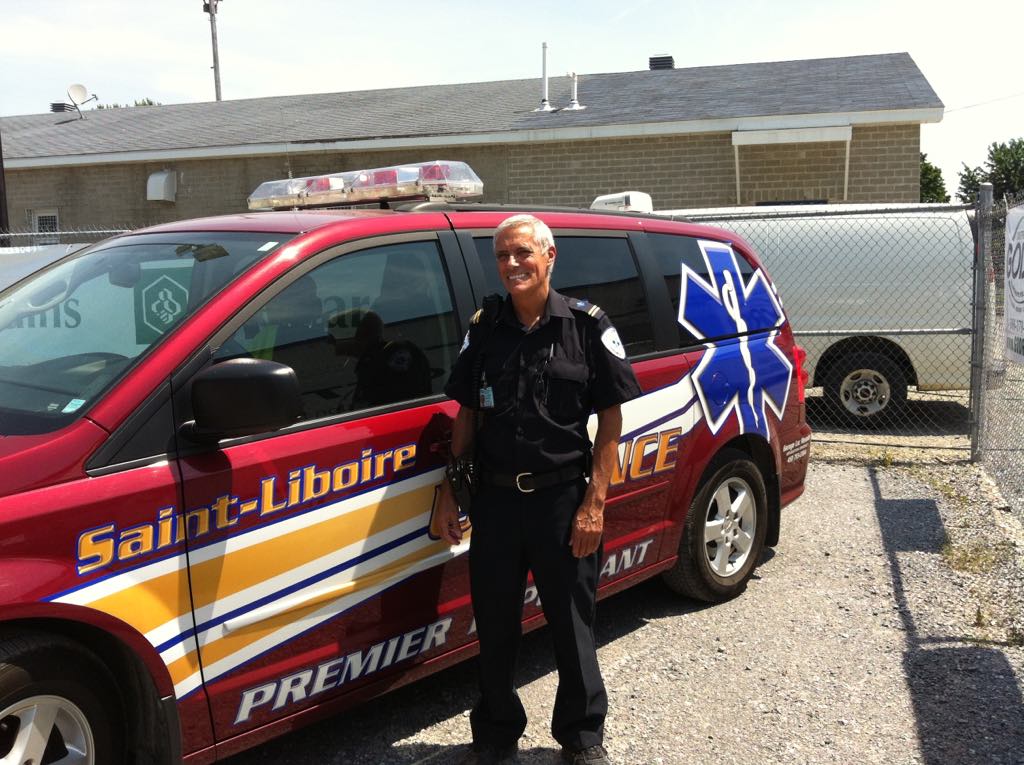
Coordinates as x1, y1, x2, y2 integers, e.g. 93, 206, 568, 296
445, 289, 642, 474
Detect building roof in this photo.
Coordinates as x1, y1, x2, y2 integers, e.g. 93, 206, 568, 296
2, 52, 942, 168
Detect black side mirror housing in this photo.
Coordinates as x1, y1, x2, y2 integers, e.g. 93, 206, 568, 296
181, 358, 302, 443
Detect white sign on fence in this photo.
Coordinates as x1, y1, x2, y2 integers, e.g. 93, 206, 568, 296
1006, 207, 1024, 363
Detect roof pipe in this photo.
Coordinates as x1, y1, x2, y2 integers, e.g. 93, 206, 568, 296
564, 72, 586, 111
535, 42, 554, 112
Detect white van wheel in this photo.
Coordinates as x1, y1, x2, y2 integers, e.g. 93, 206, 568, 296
826, 352, 907, 424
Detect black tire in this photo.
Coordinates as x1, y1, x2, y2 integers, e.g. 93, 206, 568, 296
0, 631, 123, 765
823, 351, 908, 426
663, 449, 768, 602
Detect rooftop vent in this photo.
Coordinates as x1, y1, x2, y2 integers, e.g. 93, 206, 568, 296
649, 55, 674, 70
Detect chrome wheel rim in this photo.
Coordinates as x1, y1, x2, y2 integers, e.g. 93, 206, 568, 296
704, 476, 756, 578
0, 695, 94, 765
839, 367, 890, 417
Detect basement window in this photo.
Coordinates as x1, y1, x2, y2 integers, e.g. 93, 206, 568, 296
32, 209, 60, 245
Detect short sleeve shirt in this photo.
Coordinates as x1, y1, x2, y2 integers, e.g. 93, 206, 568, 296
445, 289, 642, 474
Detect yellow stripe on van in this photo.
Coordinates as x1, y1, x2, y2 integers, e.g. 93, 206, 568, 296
80, 572, 194, 642
188, 486, 436, 610
79, 485, 436, 637
165, 645, 205, 687
192, 540, 449, 668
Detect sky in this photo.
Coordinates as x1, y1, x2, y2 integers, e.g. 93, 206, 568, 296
2, 0, 1021, 198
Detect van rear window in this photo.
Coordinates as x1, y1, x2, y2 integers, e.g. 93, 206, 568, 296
647, 232, 764, 347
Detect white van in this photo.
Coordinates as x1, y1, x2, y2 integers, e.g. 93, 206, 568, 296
650, 204, 977, 425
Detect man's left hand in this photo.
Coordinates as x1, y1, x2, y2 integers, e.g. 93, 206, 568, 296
571, 499, 604, 558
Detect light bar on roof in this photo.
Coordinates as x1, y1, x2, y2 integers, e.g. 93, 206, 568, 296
247, 160, 483, 210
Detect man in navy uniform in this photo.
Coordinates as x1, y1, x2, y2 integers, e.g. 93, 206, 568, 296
437, 214, 642, 765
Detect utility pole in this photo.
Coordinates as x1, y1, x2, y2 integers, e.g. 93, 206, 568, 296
204, 1, 223, 101
0, 126, 9, 247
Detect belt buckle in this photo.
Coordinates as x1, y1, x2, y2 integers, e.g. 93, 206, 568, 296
515, 472, 535, 493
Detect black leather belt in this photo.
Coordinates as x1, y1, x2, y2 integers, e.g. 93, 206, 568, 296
480, 463, 586, 493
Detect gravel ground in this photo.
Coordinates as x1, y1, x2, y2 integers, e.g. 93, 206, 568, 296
223, 447, 1024, 765
980, 361, 1024, 523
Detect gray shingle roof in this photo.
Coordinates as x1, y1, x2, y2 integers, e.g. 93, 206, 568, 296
1, 52, 941, 161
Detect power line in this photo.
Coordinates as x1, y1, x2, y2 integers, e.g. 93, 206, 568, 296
945, 90, 1024, 114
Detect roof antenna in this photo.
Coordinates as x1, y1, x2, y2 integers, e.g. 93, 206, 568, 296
563, 72, 586, 111
534, 42, 554, 112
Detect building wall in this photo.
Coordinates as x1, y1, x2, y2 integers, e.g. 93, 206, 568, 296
845, 124, 921, 203
5, 123, 920, 229
737, 124, 920, 205
505, 133, 737, 209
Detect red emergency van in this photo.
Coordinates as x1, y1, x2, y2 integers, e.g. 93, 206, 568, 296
0, 161, 810, 763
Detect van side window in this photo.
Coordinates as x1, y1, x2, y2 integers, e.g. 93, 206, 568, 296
647, 232, 759, 348
216, 240, 459, 420
472, 235, 655, 356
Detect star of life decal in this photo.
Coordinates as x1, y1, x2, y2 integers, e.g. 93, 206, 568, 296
678, 240, 793, 440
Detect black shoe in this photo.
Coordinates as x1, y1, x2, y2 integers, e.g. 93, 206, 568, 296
560, 744, 611, 765
459, 744, 520, 764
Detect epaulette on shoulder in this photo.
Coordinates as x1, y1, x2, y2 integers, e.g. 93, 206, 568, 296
566, 296, 605, 321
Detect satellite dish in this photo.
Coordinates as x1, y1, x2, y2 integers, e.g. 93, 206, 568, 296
67, 84, 89, 104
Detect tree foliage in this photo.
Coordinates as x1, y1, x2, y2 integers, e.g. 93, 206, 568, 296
957, 163, 983, 204
956, 138, 1024, 202
919, 153, 949, 202
96, 98, 161, 109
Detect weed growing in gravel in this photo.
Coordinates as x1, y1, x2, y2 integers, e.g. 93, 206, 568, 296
905, 468, 972, 512
975, 605, 987, 627
942, 540, 1013, 574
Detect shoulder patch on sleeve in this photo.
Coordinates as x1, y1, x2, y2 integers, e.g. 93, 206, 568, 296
601, 326, 626, 359
567, 296, 605, 321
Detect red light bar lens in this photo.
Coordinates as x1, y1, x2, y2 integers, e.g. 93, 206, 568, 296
247, 160, 483, 210
419, 163, 448, 181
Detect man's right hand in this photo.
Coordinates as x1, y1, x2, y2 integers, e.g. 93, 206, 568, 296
435, 482, 464, 545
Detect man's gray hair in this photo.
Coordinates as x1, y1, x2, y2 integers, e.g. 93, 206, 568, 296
493, 214, 554, 253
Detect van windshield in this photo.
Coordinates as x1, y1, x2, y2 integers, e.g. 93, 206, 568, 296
0, 231, 293, 435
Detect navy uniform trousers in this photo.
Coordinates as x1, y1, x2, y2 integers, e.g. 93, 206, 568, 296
468, 477, 606, 751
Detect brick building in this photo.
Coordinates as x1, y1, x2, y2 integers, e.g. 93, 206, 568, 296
0, 52, 942, 232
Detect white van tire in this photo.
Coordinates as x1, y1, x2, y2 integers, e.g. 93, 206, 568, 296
824, 351, 907, 425
663, 450, 767, 602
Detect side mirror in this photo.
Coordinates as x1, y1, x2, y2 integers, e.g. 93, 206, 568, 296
180, 358, 302, 443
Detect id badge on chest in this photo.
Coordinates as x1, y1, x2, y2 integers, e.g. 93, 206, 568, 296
479, 372, 495, 409
479, 385, 495, 409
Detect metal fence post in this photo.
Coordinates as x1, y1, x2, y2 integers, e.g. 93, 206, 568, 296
970, 183, 994, 461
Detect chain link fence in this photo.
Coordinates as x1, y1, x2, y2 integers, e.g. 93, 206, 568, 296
976, 188, 1024, 512
675, 204, 977, 441
0, 225, 128, 247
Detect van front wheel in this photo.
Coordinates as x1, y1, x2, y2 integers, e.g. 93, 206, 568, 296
0, 632, 122, 765
825, 352, 907, 426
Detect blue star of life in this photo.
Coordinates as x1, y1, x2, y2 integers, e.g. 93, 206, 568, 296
678, 240, 793, 440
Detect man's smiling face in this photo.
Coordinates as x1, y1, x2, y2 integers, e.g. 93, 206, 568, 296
494, 224, 555, 299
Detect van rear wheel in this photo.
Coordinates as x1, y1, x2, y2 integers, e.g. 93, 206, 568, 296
663, 449, 767, 602
825, 352, 907, 426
